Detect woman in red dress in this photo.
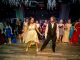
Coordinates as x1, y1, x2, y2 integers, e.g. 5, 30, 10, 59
70, 19, 80, 44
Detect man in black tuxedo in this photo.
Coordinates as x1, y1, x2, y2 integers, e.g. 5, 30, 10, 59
40, 16, 57, 52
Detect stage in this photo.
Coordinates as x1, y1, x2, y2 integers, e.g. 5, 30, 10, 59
0, 42, 80, 60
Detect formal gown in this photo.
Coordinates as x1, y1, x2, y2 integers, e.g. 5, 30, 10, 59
56, 24, 59, 39
22, 22, 28, 43
69, 26, 74, 39
0, 31, 5, 45
70, 22, 80, 44
24, 23, 39, 44
62, 23, 72, 42
58, 24, 64, 36
5, 26, 13, 38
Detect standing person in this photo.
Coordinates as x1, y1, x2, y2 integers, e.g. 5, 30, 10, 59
40, 16, 57, 52
0, 22, 4, 33
58, 19, 64, 42
23, 18, 28, 26
11, 19, 16, 34
42, 20, 48, 35
36, 20, 41, 40
0, 29, 5, 45
24, 17, 41, 52
56, 20, 60, 43
62, 19, 72, 43
36, 20, 40, 29
69, 23, 74, 41
42, 20, 48, 42
16, 18, 23, 43
70, 18, 80, 44
22, 18, 28, 43
5, 23, 13, 44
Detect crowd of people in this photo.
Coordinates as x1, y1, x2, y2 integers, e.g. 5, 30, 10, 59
0, 16, 80, 52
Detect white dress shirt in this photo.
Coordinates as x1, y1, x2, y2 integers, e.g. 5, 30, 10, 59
45, 22, 56, 39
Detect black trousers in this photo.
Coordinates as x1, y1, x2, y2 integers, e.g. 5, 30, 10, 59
40, 35, 56, 52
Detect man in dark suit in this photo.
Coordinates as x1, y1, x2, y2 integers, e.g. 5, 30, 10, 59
40, 16, 57, 52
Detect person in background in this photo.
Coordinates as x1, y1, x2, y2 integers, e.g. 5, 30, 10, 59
11, 19, 16, 35
70, 18, 80, 45
23, 18, 28, 26
36, 20, 41, 40
39, 20, 43, 28
16, 18, 23, 43
56, 21, 59, 43
0, 22, 4, 33
22, 18, 28, 43
69, 22, 74, 42
42, 20, 48, 34
0, 29, 5, 45
58, 19, 64, 42
5, 23, 13, 44
36, 20, 40, 29
62, 19, 72, 43
42, 20, 48, 42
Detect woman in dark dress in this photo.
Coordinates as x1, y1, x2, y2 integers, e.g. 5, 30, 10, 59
0, 29, 5, 45
16, 18, 23, 43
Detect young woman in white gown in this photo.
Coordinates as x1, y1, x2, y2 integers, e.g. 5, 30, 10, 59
24, 17, 41, 52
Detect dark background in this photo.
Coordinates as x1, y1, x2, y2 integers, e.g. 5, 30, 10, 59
0, 0, 80, 22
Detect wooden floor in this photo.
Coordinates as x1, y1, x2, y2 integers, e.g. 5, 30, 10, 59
0, 41, 80, 60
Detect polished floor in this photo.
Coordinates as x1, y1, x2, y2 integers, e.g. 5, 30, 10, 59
0, 41, 80, 60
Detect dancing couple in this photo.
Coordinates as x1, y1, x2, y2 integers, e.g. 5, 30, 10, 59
23, 16, 57, 52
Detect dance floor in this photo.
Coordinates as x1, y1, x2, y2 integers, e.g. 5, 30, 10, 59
0, 41, 80, 60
